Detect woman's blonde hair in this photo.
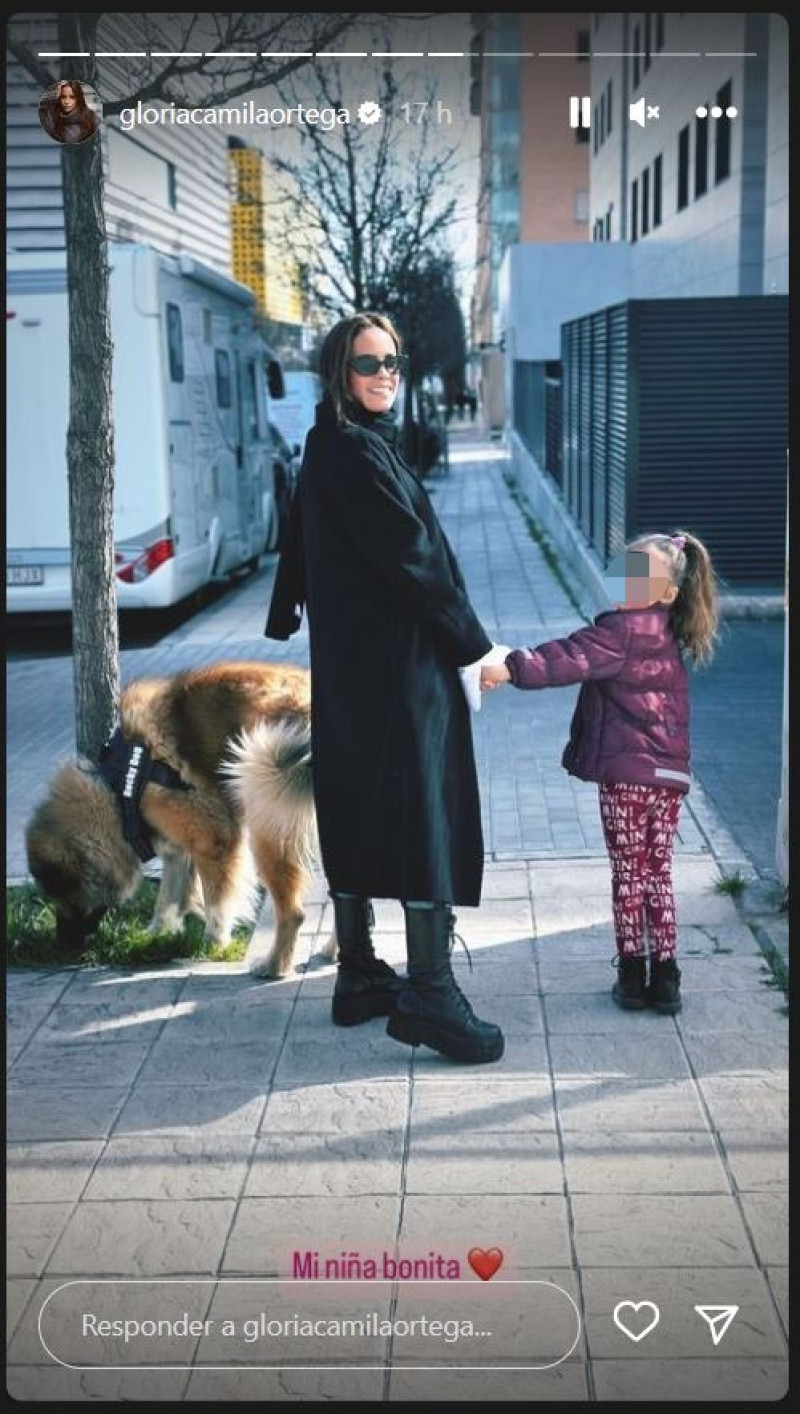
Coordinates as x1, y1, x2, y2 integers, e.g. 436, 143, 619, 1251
318, 312, 402, 426
628, 530, 720, 665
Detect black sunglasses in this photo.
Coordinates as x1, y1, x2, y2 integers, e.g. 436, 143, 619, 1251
347, 353, 408, 376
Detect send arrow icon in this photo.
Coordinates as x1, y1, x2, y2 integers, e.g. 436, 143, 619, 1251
694, 1305, 739, 1345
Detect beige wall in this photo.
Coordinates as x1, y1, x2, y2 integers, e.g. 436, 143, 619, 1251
519, 14, 590, 242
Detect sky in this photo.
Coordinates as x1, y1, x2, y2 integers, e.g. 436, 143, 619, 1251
246, 13, 481, 314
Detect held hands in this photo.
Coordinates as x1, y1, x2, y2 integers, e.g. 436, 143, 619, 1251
459, 644, 511, 713
480, 662, 512, 692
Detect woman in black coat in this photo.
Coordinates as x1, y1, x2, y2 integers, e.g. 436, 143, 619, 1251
266, 312, 504, 1063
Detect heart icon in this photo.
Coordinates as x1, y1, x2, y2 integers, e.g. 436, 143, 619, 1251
467, 1247, 504, 1281
613, 1300, 660, 1343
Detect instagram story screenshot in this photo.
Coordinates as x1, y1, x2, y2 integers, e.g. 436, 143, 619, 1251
5, 9, 790, 1404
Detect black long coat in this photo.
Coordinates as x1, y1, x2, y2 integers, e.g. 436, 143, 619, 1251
265, 397, 492, 904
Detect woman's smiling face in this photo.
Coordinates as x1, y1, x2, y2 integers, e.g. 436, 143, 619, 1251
347, 326, 401, 415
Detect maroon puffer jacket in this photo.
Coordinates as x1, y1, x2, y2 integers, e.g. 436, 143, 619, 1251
505, 605, 692, 792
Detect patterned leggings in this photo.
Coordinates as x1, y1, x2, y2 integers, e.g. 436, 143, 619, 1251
598, 782, 684, 960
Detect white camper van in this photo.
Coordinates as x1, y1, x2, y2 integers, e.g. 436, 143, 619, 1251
7, 243, 284, 612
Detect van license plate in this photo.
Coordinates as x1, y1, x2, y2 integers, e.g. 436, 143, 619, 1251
7, 566, 44, 585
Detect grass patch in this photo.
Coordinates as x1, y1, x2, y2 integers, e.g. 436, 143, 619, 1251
502, 471, 588, 621
714, 871, 747, 898
6, 881, 253, 969
758, 940, 789, 1000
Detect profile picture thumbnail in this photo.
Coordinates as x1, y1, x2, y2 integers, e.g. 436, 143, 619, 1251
38, 79, 101, 145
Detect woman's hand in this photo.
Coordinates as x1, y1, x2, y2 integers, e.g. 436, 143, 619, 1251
480, 663, 511, 692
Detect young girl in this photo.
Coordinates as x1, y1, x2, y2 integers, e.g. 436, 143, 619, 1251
481, 531, 719, 1013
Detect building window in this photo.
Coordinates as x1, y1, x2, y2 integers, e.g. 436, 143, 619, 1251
677, 124, 690, 210
605, 205, 612, 240
715, 79, 733, 183
107, 127, 178, 211
695, 107, 708, 198
600, 91, 606, 143
166, 304, 184, 383
655, 13, 665, 50
576, 28, 590, 60
607, 78, 613, 133
631, 177, 639, 242
215, 350, 232, 408
653, 153, 663, 226
641, 166, 650, 235
644, 12, 652, 72
593, 107, 599, 153
575, 122, 590, 144
632, 23, 641, 90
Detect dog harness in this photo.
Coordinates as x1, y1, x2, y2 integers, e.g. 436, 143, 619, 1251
97, 727, 193, 863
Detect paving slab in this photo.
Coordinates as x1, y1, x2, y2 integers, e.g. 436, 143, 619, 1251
7, 1140, 104, 1204
736, 1190, 790, 1266
7, 1083, 131, 1142
561, 1131, 729, 1194
554, 1078, 711, 1133
7, 1368, 191, 1401
765, 1266, 789, 1339
548, 1031, 692, 1083
83, 1135, 255, 1201
404, 1128, 563, 1194
570, 1194, 754, 1267
45, 1199, 237, 1276
244, 1131, 404, 1197
221, 1196, 401, 1276
398, 1195, 572, 1275
590, 1357, 788, 1402
716, 1128, 789, 1192
185, 1369, 385, 1400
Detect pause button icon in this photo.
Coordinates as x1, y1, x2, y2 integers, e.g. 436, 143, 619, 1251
569, 96, 591, 128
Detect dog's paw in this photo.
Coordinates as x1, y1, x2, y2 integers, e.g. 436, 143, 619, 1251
147, 913, 184, 936
248, 953, 289, 980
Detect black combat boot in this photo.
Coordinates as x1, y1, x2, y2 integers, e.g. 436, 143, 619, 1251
386, 905, 504, 1064
611, 954, 648, 1010
331, 894, 404, 1027
648, 957, 683, 1014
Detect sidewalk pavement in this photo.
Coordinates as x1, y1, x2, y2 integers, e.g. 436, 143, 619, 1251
7, 426, 788, 1401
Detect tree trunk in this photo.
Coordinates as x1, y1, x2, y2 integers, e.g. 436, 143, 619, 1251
59, 14, 120, 759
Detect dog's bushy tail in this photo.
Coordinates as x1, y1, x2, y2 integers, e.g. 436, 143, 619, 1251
220, 716, 317, 870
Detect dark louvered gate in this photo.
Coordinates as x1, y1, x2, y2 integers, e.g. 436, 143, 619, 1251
560, 296, 788, 585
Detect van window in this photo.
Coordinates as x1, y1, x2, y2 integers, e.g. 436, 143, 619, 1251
246, 360, 262, 440
215, 350, 232, 409
166, 303, 184, 383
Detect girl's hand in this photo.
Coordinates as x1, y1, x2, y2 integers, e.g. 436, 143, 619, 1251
480, 663, 511, 691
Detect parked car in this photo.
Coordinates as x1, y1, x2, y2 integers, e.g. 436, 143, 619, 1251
268, 421, 300, 549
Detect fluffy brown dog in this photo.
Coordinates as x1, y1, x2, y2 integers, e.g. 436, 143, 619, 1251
25, 662, 335, 977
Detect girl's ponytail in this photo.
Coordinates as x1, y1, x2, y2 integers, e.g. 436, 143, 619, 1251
669, 531, 719, 665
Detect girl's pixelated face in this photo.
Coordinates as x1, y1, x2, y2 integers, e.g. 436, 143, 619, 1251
607, 547, 678, 609
59, 85, 78, 112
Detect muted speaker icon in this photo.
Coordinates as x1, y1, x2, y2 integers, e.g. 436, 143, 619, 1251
629, 97, 660, 126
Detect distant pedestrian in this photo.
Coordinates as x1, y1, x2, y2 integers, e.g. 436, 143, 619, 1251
467, 389, 477, 423
481, 531, 720, 1014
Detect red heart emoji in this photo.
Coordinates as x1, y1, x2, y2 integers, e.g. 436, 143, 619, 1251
467, 1247, 504, 1281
